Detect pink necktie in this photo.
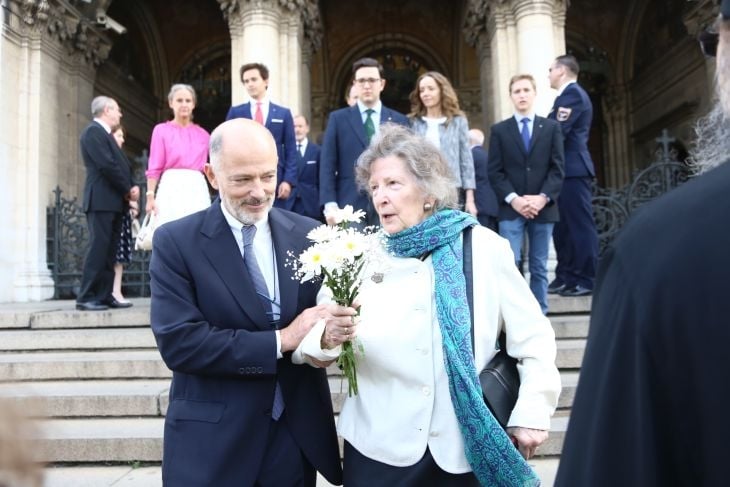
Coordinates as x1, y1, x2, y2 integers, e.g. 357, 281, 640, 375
254, 102, 264, 125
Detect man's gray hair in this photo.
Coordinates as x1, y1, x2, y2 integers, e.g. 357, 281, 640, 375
355, 124, 458, 210
209, 124, 224, 171
91, 96, 114, 117
689, 18, 730, 174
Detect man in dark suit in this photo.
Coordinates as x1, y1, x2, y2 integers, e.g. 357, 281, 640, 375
557, 6, 730, 483
547, 54, 599, 297
291, 114, 322, 221
488, 74, 564, 314
468, 128, 499, 232
226, 62, 297, 211
319, 57, 409, 226
76, 96, 138, 311
150, 118, 353, 486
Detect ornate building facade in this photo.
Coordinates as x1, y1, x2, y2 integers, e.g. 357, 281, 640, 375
0, 0, 721, 302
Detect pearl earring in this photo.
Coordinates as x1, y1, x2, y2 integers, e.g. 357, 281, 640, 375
423, 202, 433, 212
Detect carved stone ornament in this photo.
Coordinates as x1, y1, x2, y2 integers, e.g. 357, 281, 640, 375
8, 0, 112, 65
216, 0, 322, 53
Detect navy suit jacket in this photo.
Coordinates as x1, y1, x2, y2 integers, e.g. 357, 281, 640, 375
80, 121, 133, 213
471, 145, 498, 218
487, 115, 565, 222
292, 140, 322, 220
226, 101, 298, 207
149, 201, 342, 486
548, 82, 595, 178
319, 105, 409, 211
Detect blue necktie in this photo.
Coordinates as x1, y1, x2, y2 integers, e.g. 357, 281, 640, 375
520, 117, 531, 151
242, 225, 285, 420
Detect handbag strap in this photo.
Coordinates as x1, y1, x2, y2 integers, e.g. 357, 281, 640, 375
464, 226, 506, 355
463, 226, 475, 352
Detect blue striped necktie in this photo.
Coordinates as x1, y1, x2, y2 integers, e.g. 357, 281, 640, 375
520, 117, 531, 151
242, 225, 285, 420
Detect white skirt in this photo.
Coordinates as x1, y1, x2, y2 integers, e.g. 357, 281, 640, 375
155, 169, 211, 226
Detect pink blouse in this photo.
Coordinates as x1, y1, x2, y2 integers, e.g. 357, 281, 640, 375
146, 121, 210, 180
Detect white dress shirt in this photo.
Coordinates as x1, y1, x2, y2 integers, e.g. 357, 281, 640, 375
220, 202, 283, 356
251, 96, 270, 123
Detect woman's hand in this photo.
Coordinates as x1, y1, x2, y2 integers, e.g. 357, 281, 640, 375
145, 197, 157, 215
506, 426, 548, 460
320, 313, 359, 350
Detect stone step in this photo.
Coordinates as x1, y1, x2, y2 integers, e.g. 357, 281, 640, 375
36, 418, 163, 462
0, 351, 171, 381
555, 339, 585, 369
547, 294, 591, 315
0, 328, 156, 351
0, 380, 169, 417
0, 299, 151, 330
550, 315, 589, 339
43, 459, 561, 487
33, 416, 567, 464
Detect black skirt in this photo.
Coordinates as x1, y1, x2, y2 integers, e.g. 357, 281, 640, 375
115, 211, 133, 264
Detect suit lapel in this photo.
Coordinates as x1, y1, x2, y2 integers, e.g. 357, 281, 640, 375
200, 201, 270, 329
268, 209, 301, 327
528, 116, 545, 156
508, 118, 528, 157
346, 107, 368, 148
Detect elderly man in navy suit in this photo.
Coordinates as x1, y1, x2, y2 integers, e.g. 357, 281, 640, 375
149, 118, 355, 486
547, 54, 599, 297
291, 115, 322, 221
319, 57, 409, 226
468, 128, 499, 232
488, 74, 564, 314
226, 62, 298, 211
77, 96, 138, 311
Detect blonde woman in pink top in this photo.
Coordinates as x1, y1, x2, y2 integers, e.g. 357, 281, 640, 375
145, 84, 211, 226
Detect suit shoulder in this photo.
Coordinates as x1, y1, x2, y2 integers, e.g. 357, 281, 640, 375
273, 208, 321, 232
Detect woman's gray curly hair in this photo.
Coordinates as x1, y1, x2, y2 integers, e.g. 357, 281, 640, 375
355, 124, 458, 210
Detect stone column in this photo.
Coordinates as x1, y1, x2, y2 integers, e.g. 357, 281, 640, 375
219, 0, 322, 112
1, 0, 111, 302
603, 85, 632, 187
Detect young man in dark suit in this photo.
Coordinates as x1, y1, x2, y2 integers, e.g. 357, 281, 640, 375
76, 96, 138, 311
226, 62, 298, 211
291, 114, 322, 221
547, 54, 599, 297
488, 74, 565, 314
149, 118, 354, 487
319, 57, 409, 226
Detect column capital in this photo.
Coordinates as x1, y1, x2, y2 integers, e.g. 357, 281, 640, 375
510, 0, 568, 21
5, 0, 112, 66
683, 0, 719, 37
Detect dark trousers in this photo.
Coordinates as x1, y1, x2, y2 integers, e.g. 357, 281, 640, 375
553, 177, 598, 289
343, 441, 480, 487
77, 210, 122, 303
255, 413, 316, 487
477, 214, 499, 233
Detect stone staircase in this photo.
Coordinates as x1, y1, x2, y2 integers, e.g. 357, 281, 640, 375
0, 295, 590, 486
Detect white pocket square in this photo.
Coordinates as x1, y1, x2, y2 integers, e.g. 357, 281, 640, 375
272, 118, 284, 123
306, 160, 317, 165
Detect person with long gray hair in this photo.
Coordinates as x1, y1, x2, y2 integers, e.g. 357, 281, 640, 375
146, 83, 210, 226
556, 1, 730, 485
296, 124, 560, 486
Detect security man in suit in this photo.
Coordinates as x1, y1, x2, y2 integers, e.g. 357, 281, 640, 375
319, 57, 409, 226
488, 74, 565, 314
547, 54, 599, 297
149, 118, 355, 486
291, 115, 322, 221
468, 128, 499, 232
226, 62, 298, 211
76, 96, 138, 311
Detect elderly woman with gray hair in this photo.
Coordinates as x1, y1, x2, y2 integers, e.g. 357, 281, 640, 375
296, 124, 560, 486
145, 83, 210, 226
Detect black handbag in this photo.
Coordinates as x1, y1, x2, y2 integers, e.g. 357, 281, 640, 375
463, 226, 520, 428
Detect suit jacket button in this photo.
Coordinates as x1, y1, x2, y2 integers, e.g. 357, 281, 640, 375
257, 367, 263, 373
238, 368, 245, 374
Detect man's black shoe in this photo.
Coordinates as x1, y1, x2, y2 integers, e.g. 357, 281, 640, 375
76, 301, 109, 311
559, 285, 592, 297
547, 281, 566, 294
104, 298, 133, 309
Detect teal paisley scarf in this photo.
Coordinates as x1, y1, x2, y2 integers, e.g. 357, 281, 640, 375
386, 209, 540, 487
